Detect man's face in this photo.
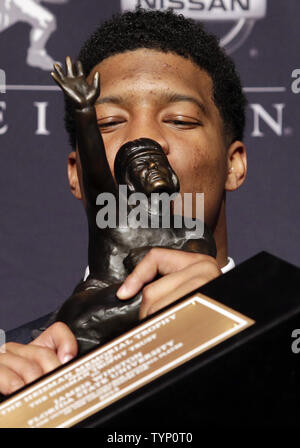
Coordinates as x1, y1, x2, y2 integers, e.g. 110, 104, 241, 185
126, 152, 176, 196
73, 49, 241, 228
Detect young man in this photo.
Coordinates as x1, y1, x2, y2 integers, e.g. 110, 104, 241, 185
0, 8, 247, 395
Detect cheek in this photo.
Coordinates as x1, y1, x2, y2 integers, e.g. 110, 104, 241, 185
170, 145, 220, 187
168, 138, 227, 207
101, 134, 124, 179
131, 167, 145, 182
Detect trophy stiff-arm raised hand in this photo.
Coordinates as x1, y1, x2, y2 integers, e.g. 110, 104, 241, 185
51, 57, 217, 356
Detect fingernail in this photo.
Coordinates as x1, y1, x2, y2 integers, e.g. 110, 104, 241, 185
62, 353, 74, 364
116, 284, 128, 299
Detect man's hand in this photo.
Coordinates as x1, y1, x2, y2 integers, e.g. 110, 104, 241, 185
0, 322, 77, 396
117, 248, 221, 319
51, 56, 100, 110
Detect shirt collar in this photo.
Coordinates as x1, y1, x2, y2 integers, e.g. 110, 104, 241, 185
221, 256, 235, 274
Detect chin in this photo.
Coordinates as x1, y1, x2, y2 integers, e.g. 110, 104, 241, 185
149, 179, 170, 192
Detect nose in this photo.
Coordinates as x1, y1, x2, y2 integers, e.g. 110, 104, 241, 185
122, 114, 170, 155
148, 161, 158, 169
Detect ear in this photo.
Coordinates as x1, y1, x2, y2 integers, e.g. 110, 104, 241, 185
225, 140, 247, 191
67, 151, 83, 200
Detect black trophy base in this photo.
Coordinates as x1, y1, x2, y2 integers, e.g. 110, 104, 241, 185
76, 252, 300, 428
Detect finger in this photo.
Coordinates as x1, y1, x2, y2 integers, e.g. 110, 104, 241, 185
0, 364, 25, 395
66, 56, 74, 78
117, 249, 213, 299
93, 71, 100, 91
139, 262, 221, 319
31, 322, 78, 364
76, 60, 84, 76
0, 351, 43, 385
139, 261, 212, 316
53, 63, 65, 80
5, 342, 61, 374
51, 71, 64, 88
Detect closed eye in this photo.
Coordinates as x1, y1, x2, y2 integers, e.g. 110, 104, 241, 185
171, 120, 199, 125
97, 119, 202, 130
98, 120, 124, 128
165, 120, 202, 129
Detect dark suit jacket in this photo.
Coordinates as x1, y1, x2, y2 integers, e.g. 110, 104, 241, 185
5, 312, 55, 345
4, 279, 86, 344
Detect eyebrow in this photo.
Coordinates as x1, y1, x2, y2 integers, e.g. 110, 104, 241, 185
95, 91, 208, 117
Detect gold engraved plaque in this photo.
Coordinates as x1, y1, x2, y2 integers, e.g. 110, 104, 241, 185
0, 294, 254, 428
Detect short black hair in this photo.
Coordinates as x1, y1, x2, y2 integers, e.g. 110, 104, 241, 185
64, 7, 246, 149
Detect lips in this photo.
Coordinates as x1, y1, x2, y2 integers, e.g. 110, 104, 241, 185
147, 170, 166, 183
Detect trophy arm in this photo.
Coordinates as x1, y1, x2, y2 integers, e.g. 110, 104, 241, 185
56, 281, 142, 356
51, 56, 117, 204
74, 106, 117, 203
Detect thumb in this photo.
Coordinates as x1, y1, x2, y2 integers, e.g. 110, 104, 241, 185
31, 322, 78, 364
94, 71, 100, 89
